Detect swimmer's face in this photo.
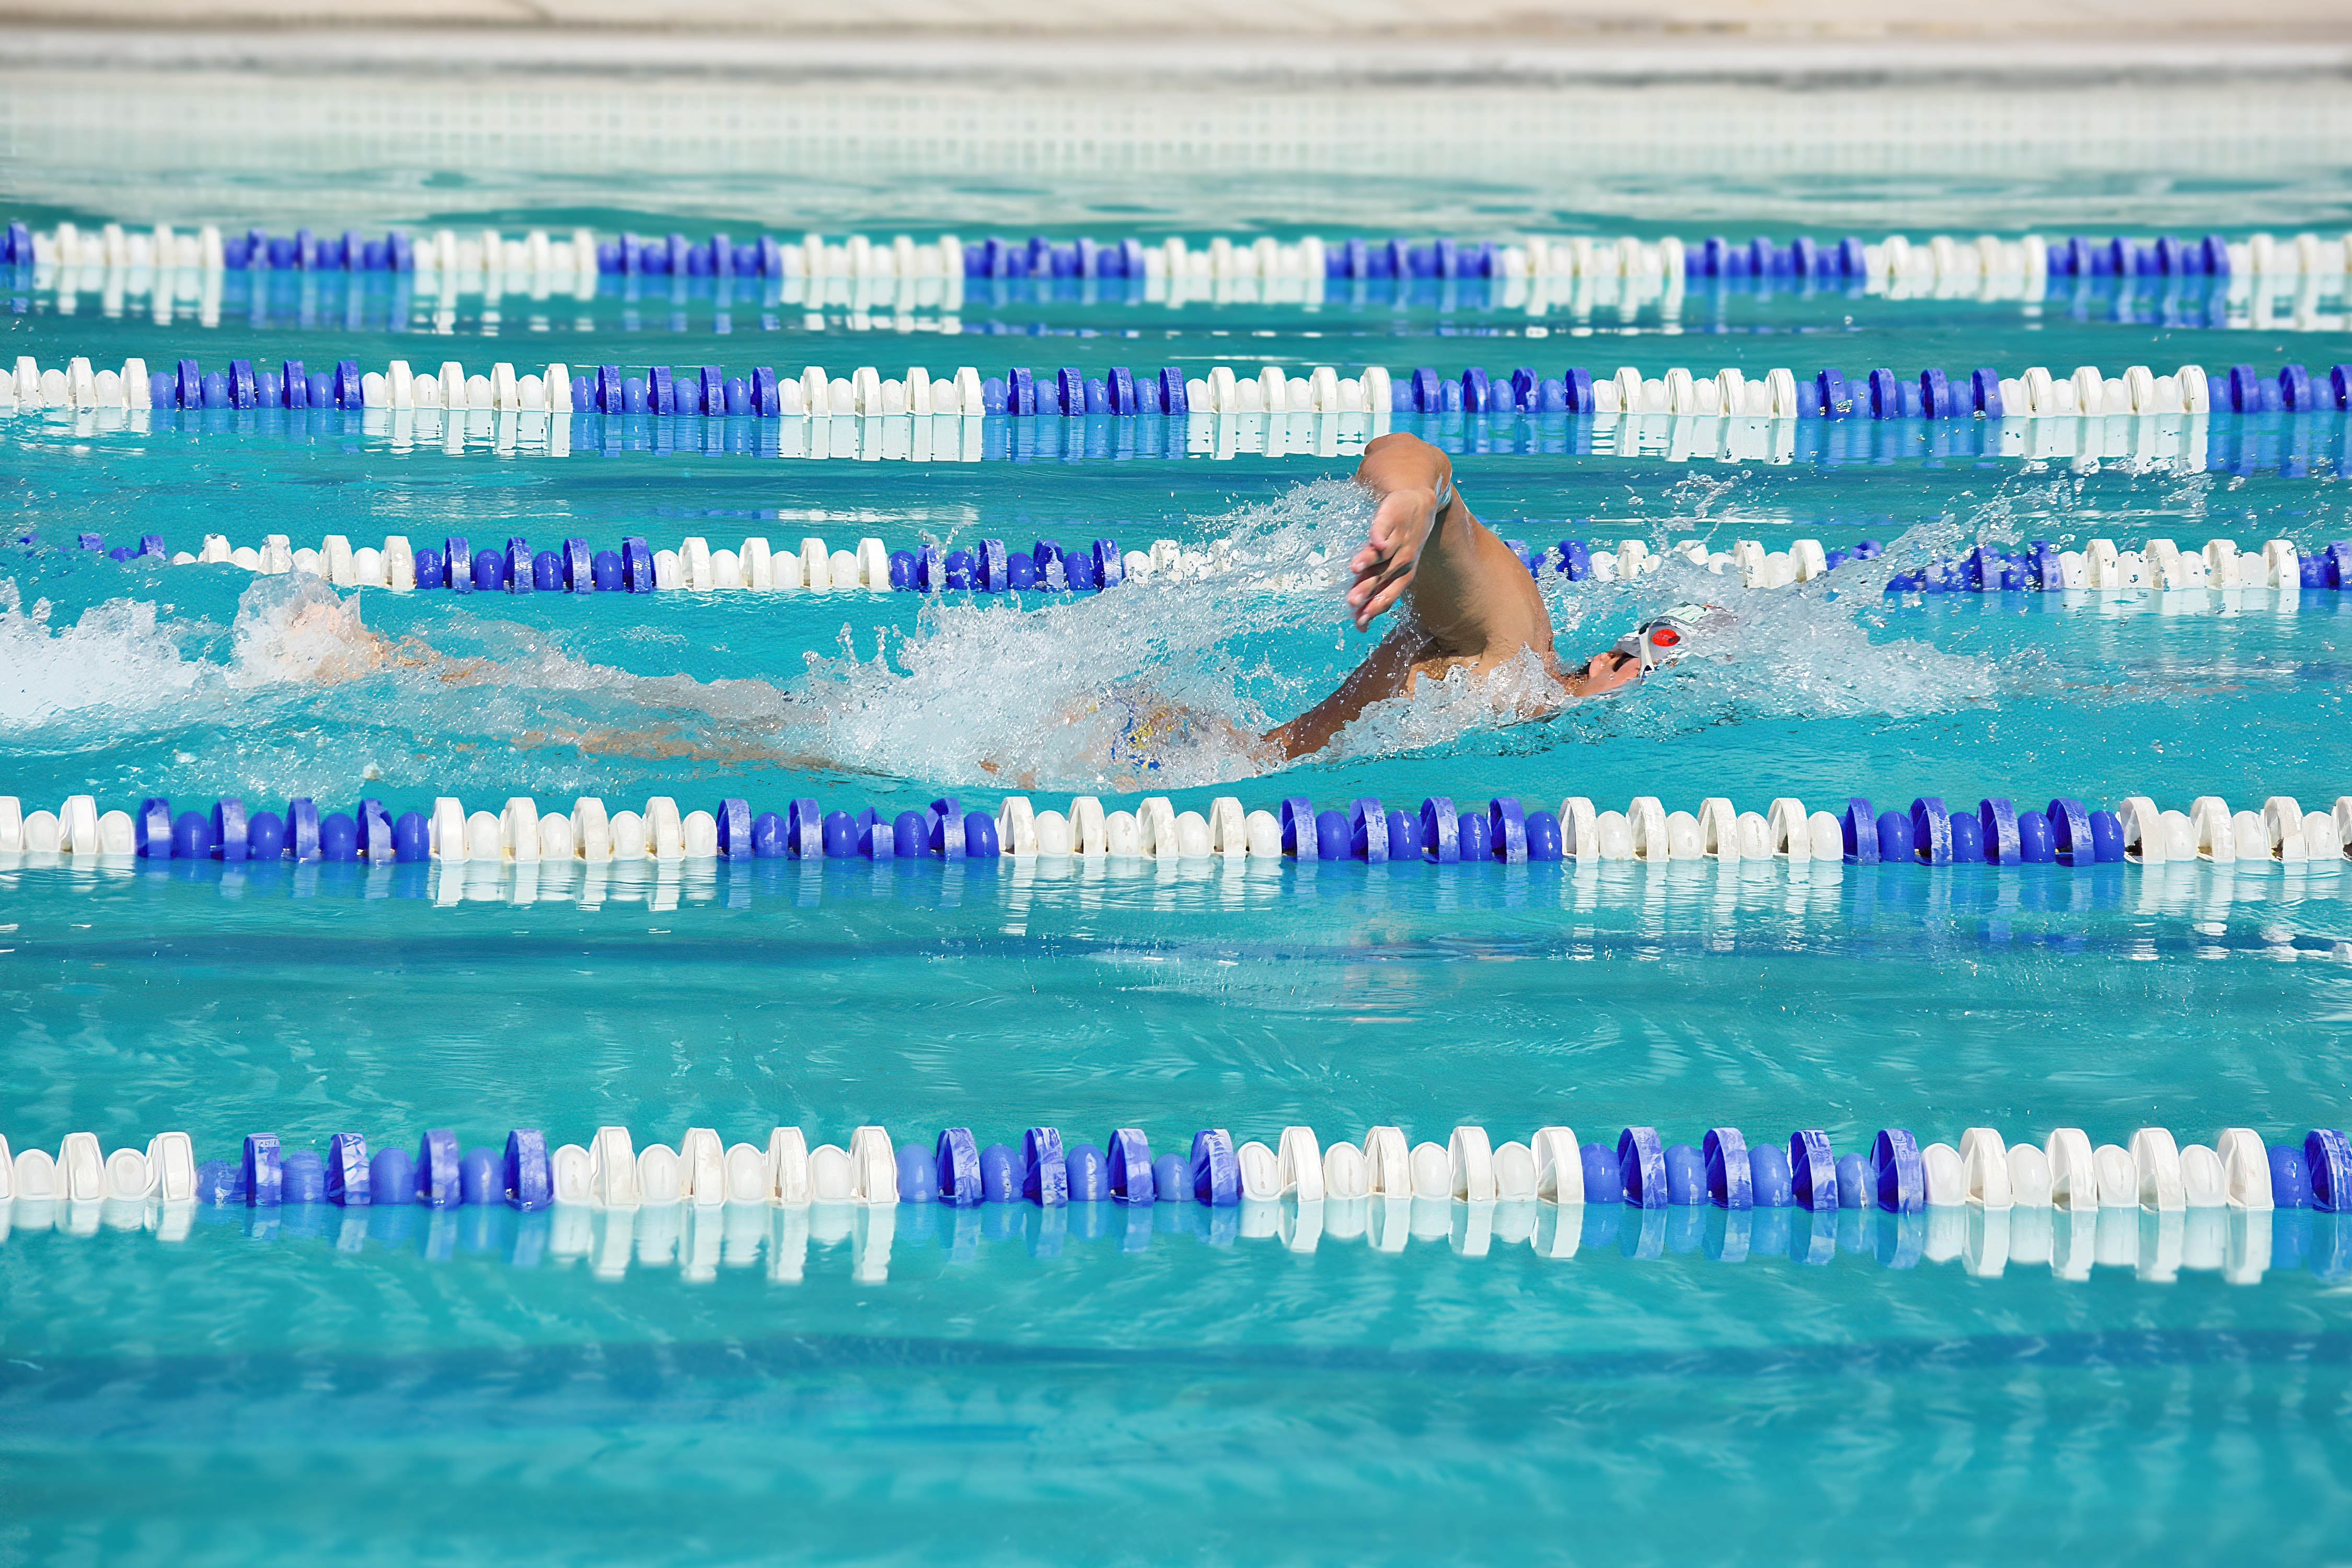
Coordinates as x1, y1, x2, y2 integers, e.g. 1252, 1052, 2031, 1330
1614, 619, 1688, 671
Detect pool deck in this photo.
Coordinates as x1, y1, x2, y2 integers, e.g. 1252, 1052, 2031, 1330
2, 0, 2342, 229
0, 0, 2345, 81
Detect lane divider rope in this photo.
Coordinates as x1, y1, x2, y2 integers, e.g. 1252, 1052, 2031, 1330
5, 790, 2346, 867
9, 401, 2321, 476
18, 246, 2341, 343
60, 523, 2352, 597
0, 1119, 2337, 1284
11, 221, 2352, 285
16, 352, 2352, 419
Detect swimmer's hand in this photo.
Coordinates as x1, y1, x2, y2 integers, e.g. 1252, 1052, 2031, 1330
1561, 649, 1643, 699
1345, 482, 1445, 632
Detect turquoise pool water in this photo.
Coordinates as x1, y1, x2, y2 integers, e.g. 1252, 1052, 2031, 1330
6, 113, 2352, 1562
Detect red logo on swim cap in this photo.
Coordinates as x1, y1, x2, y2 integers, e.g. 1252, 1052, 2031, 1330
1650, 626, 1681, 648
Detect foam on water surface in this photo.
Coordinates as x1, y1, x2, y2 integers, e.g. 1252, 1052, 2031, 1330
0, 579, 213, 728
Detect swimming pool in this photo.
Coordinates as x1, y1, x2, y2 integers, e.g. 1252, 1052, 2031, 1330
6, 52, 2352, 1563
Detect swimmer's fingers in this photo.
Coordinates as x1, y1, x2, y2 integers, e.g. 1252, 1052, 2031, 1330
1345, 491, 1433, 627
1346, 551, 1413, 622
1349, 490, 1432, 574
1348, 562, 1415, 630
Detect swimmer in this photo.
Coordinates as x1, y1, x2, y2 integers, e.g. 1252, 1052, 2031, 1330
1260, 432, 1644, 759
1059, 432, 1655, 781
244, 434, 1652, 781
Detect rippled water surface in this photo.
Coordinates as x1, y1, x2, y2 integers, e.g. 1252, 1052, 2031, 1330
6, 68, 2352, 1564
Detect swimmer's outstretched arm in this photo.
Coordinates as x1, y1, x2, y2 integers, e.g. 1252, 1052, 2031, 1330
1263, 434, 1639, 759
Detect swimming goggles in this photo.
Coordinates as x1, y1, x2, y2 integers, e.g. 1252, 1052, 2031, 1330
1613, 603, 1724, 672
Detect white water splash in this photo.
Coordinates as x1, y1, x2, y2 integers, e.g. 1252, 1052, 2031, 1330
226, 572, 395, 687
0, 571, 411, 728
0, 579, 211, 727
782, 480, 1371, 788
